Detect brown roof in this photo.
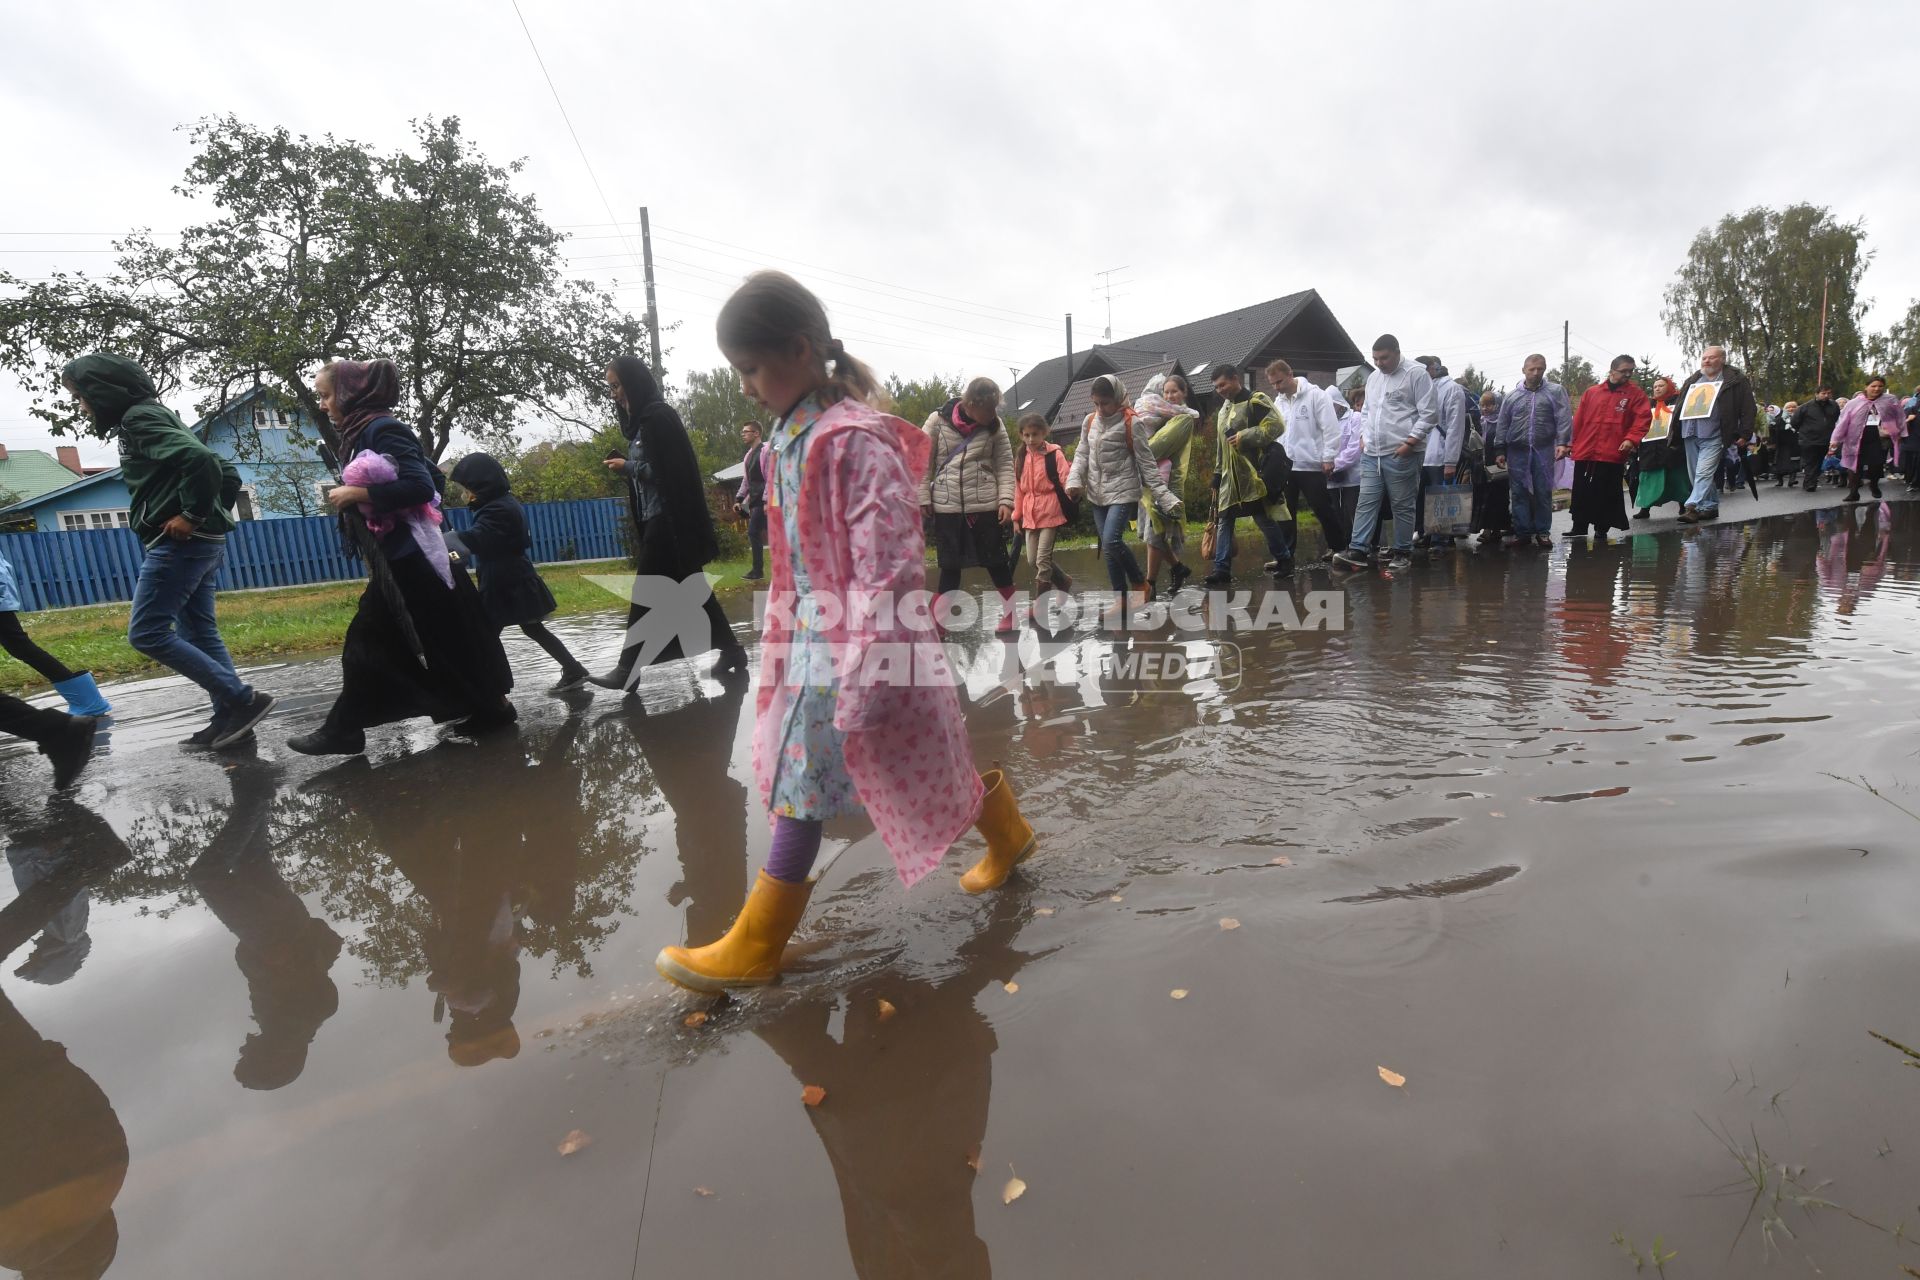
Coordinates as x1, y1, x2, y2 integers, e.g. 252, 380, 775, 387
1049, 360, 1184, 435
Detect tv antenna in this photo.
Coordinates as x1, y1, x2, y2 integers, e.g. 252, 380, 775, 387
1093, 266, 1131, 340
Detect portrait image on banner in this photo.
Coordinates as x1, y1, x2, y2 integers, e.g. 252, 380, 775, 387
1679, 381, 1721, 421
1643, 403, 1672, 441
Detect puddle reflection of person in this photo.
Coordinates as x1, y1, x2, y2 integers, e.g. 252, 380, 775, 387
188, 753, 344, 1090
632, 681, 751, 948
752, 890, 1037, 1280
0, 801, 134, 1280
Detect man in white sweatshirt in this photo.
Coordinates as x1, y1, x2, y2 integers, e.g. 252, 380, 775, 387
1333, 334, 1438, 573
1414, 356, 1469, 549
1266, 359, 1348, 555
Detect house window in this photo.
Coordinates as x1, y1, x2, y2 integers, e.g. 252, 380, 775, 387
235, 486, 258, 522
59, 509, 131, 532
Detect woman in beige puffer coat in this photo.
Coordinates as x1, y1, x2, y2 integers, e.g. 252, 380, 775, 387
921, 378, 1017, 625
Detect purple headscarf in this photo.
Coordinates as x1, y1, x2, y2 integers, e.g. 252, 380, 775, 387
325, 359, 401, 453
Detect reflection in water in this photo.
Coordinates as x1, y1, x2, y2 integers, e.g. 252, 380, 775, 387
636, 680, 750, 947
0, 799, 135, 1280
188, 753, 343, 1090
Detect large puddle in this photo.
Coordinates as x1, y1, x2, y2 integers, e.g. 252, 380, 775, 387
4, 500, 1919, 1278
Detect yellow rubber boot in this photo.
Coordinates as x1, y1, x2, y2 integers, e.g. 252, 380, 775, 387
656, 871, 813, 993
960, 768, 1036, 893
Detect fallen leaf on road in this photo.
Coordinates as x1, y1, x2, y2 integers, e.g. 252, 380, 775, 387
1488, 811, 1506, 819
682, 1011, 709, 1029
801, 1085, 827, 1107
1219, 918, 1241, 931
1003, 1166, 1027, 1205
1003, 981, 1019, 995
1110, 894, 1124, 903
1269, 855, 1292, 866
1170, 988, 1190, 1000
1034, 907, 1056, 917
964, 1144, 983, 1172
876, 998, 897, 1023
1378, 1066, 1407, 1088
557, 1129, 593, 1156
694, 1187, 718, 1198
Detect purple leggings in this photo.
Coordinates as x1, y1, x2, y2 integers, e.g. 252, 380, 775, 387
765, 816, 824, 884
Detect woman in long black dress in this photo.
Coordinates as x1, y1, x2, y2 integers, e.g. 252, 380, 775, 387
593, 357, 747, 690
287, 360, 515, 755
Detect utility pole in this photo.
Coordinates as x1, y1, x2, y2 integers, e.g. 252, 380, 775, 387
1563, 320, 1570, 383
1815, 279, 1829, 389
1065, 314, 1074, 381
1008, 367, 1021, 406
640, 206, 662, 373
1094, 266, 1130, 341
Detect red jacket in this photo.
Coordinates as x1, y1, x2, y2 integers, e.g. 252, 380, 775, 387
1570, 380, 1652, 462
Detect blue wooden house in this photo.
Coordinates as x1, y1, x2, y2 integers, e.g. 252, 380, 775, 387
0, 386, 336, 532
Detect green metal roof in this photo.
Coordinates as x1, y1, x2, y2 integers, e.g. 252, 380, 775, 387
0, 449, 88, 505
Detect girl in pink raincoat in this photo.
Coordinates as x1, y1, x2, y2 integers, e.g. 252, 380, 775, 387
655, 271, 1039, 994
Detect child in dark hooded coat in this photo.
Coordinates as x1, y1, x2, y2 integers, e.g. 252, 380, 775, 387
448, 453, 592, 692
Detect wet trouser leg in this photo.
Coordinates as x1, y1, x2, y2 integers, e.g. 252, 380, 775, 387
1684, 433, 1725, 512
0, 612, 79, 684
1093, 503, 1144, 593
1346, 454, 1386, 556
518, 620, 588, 676
0, 693, 68, 744
1380, 452, 1422, 553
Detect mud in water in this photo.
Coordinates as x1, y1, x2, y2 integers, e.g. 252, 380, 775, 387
3, 499, 1919, 1278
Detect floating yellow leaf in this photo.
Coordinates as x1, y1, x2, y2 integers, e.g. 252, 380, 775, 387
1377, 1066, 1407, 1088
876, 998, 897, 1023
964, 1144, 983, 1172
1219, 918, 1241, 931
1034, 907, 1056, 917
682, 1011, 709, 1029
1003, 1165, 1027, 1205
557, 1129, 593, 1156
1003, 981, 1019, 995
1269, 855, 1292, 866
1110, 894, 1124, 903
1488, 811, 1506, 819
801, 1085, 827, 1107
694, 1186, 718, 1198
1170, 988, 1190, 1000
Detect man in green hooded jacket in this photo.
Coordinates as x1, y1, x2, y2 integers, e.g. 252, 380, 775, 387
61, 355, 274, 748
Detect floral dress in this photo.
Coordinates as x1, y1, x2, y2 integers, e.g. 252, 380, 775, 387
767, 392, 862, 820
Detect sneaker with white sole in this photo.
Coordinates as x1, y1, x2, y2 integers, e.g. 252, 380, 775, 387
210, 691, 275, 749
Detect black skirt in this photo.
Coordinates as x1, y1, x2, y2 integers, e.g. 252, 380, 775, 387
1470, 467, 1512, 535
616, 516, 733, 667
1568, 460, 1629, 532
931, 511, 1011, 572
325, 553, 513, 731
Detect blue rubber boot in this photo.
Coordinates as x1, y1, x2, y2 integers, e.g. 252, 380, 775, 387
53, 672, 112, 717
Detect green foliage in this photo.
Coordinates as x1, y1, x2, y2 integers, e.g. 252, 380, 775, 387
1553, 354, 1597, 398
1633, 356, 1670, 399
1662, 204, 1871, 401
886, 373, 965, 428
674, 366, 762, 452
0, 115, 648, 461
1455, 364, 1494, 400
506, 423, 629, 504
1865, 297, 1920, 395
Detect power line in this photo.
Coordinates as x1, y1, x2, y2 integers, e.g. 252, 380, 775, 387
507, 0, 644, 279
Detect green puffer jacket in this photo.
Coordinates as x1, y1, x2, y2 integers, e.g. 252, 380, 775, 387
61, 354, 240, 545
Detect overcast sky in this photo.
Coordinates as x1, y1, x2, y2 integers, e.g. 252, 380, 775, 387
4, 0, 1915, 467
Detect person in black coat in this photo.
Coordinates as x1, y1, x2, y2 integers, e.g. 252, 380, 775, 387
448, 453, 592, 693
594, 357, 748, 691
1793, 387, 1843, 492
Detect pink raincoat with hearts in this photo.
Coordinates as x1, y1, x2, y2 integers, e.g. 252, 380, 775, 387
753, 397, 983, 887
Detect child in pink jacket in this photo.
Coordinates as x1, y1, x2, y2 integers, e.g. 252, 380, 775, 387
654, 271, 1039, 994
1012, 412, 1073, 596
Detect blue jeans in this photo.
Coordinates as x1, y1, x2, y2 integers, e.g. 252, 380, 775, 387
1347, 452, 1422, 555
1684, 432, 1724, 511
1211, 505, 1291, 574
1092, 502, 1144, 593
129, 539, 250, 710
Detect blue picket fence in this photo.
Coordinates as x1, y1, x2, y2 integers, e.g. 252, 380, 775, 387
0, 497, 628, 612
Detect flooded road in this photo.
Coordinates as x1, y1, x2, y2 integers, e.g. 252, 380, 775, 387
4, 499, 1919, 1279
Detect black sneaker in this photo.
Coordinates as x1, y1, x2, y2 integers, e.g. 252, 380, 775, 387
741, 571, 765, 582
44, 715, 97, 789
1330, 551, 1370, 572
1385, 553, 1413, 572
1168, 562, 1193, 590
287, 724, 367, 756
182, 713, 222, 746
589, 668, 635, 691
548, 669, 591, 693
1202, 571, 1232, 586
211, 692, 275, 749
1633, 509, 1651, 521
